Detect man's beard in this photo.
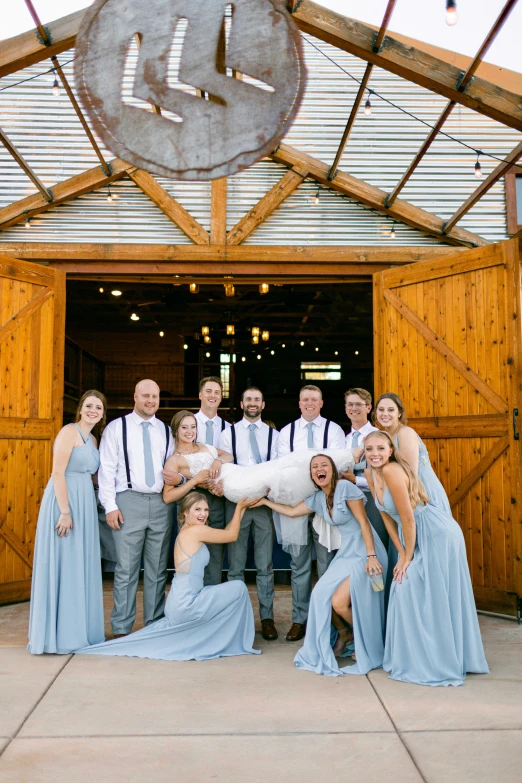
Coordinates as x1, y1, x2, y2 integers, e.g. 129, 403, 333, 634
243, 407, 261, 419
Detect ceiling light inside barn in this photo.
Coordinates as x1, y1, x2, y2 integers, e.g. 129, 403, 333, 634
130, 313, 139, 321
111, 290, 122, 297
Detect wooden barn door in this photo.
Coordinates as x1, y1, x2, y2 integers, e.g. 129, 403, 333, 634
0, 256, 65, 604
374, 238, 522, 617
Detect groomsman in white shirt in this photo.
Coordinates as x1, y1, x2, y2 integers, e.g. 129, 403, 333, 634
219, 387, 279, 641
342, 387, 389, 549
194, 376, 231, 586
98, 379, 174, 637
277, 384, 345, 642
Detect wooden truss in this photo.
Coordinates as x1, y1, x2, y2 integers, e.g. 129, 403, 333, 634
0, 0, 520, 253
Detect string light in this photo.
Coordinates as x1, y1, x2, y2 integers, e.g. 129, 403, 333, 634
107, 187, 113, 203
252, 335, 259, 345
334, 351, 339, 355
130, 313, 140, 321
390, 225, 396, 239
261, 330, 270, 342
300, 341, 305, 346
111, 289, 122, 297
184, 343, 189, 349
99, 287, 104, 293
259, 283, 269, 294
204, 335, 211, 344
257, 354, 261, 360
252, 326, 260, 338
226, 324, 235, 335
159, 331, 165, 337
475, 153, 482, 178
52, 73, 60, 97
201, 326, 210, 336
446, 0, 457, 26
224, 283, 235, 297
315, 347, 319, 351
241, 356, 246, 362
270, 350, 275, 355
282, 343, 286, 348
189, 283, 199, 294
355, 350, 359, 355
24, 216, 31, 229
314, 190, 320, 205
364, 92, 372, 116
205, 351, 211, 358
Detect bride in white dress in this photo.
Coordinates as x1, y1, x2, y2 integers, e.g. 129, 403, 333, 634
163, 411, 359, 555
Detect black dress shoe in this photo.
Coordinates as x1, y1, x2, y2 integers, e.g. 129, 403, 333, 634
285, 622, 306, 642
261, 619, 278, 641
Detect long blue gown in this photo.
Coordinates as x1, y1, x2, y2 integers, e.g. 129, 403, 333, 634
376, 486, 489, 686
395, 432, 451, 514
28, 425, 104, 654
294, 480, 388, 676
78, 537, 261, 660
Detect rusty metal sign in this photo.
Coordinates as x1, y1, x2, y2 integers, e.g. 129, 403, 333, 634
75, 0, 305, 181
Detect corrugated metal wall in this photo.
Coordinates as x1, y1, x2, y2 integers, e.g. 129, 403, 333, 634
0, 30, 520, 245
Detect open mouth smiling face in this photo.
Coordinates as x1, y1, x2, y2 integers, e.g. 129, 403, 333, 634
311, 457, 331, 486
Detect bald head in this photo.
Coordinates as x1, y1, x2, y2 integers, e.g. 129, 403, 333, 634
134, 378, 160, 420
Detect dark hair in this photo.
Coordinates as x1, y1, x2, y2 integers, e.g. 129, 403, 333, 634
300, 384, 322, 398
373, 392, 408, 425
170, 410, 197, 444
199, 376, 223, 393
344, 387, 372, 406
177, 492, 209, 529
310, 453, 339, 513
75, 389, 107, 438
241, 386, 264, 402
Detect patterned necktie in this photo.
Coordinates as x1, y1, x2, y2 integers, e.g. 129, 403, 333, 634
205, 419, 214, 445
141, 421, 155, 487
307, 421, 314, 448
351, 430, 360, 448
249, 423, 262, 464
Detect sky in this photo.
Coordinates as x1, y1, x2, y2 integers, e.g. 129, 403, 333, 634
2, 0, 522, 73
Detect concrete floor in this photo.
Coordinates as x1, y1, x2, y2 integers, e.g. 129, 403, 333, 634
0, 581, 521, 783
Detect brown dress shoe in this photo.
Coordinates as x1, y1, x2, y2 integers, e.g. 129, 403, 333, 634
261, 619, 278, 641
285, 622, 306, 642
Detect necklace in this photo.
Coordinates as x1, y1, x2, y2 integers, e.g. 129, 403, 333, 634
175, 443, 198, 456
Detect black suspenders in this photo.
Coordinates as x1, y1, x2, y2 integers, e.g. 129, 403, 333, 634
231, 422, 273, 465
290, 420, 330, 453
121, 415, 170, 490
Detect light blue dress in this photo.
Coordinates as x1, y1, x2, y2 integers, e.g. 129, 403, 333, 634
395, 432, 451, 514
376, 485, 489, 686
294, 480, 388, 676
78, 537, 261, 660
28, 425, 105, 654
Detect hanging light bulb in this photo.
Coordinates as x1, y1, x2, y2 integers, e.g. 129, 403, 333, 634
183, 343, 188, 349
364, 92, 372, 116
205, 351, 211, 358
270, 350, 275, 355
282, 343, 286, 348
252, 335, 259, 345
241, 356, 246, 362
314, 190, 320, 205
257, 354, 262, 360
99, 287, 104, 293
201, 326, 210, 336
159, 331, 165, 337
24, 216, 31, 229
390, 225, 396, 239
446, 0, 457, 25
252, 326, 260, 338
261, 330, 269, 342
107, 187, 113, 203
189, 283, 199, 294
355, 350, 359, 355
300, 341, 305, 346
474, 153, 482, 178
52, 74, 60, 96
334, 351, 339, 356
226, 324, 235, 335
259, 283, 269, 294
224, 283, 235, 297
130, 313, 140, 321
315, 347, 319, 352
204, 335, 211, 344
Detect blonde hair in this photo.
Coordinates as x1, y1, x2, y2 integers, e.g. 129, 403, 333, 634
364, 430, 429, 509
177, 492, 209, 530
75, 389, 107, 438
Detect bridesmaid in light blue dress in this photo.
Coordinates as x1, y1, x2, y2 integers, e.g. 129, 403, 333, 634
374, 392, 451, 514
256, 454, 387, 676
364, 430, 489, 687
28, 391, 106, 654
78, 492, 262, 660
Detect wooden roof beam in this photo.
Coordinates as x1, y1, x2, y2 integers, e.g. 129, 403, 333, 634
0, 127, 52, 202
270, 143, 487, 247
443, 139, 522, 233
23, 1, 110, 176
328, 0, 397, 180
385, 0, 519, 207
291, 1, 522, 132
227, 166, 308, 245
127, 169, 210, 244
0, 158, 132, 231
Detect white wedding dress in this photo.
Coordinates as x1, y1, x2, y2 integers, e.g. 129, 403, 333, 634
185, 445, 356, 554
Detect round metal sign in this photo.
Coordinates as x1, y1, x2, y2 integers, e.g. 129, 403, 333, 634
75, 0, 306, 180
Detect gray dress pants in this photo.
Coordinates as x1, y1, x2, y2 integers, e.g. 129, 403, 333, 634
197, 488, 227, 586
226, 500, 275, 621
111, 490, 173, 635
290, 517, 335, 624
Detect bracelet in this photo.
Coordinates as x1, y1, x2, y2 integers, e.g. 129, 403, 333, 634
60, 510, 71, 516
176, 473, 187, 486
215, 458, 223, 463
367, 554, 377, 558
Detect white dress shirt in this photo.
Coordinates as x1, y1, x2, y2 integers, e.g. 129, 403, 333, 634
345, 420, 378, 490
98, 412, 174, 513
277, 415, 345, 458
218, 417, 279, 466
195, 410, 230, 448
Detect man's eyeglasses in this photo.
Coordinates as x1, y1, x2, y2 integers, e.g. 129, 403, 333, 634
346, 402, 367, 409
